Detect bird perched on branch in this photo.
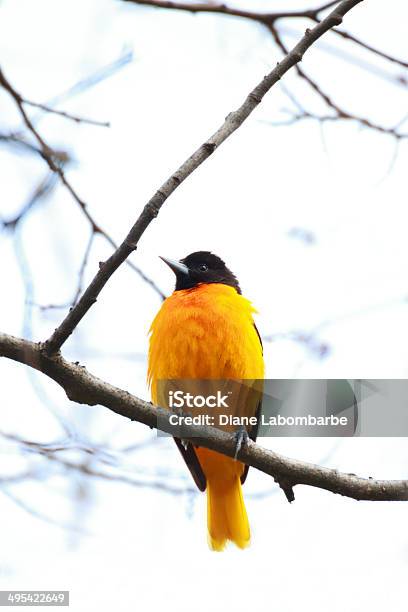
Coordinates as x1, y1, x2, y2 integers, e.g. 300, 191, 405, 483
148, 252, 264, 550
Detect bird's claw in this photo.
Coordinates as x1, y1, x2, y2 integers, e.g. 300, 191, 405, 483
234, 426, 249, 460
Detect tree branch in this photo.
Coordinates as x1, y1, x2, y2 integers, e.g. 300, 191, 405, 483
268, 24, 408, 139
42, 0, 363, 355
23, 99, 110, 128
1, 331, 408, 502
122, 0, 408, 72
121, 0, 336, 23
123, 1, 408, 135
325, 26, 408, 70
0, 66, 165, 301
1, 171, 58, 230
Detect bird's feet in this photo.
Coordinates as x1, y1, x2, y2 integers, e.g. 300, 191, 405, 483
234, 426, 249, 460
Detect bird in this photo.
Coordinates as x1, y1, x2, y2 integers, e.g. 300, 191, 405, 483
147, 251, 264, 550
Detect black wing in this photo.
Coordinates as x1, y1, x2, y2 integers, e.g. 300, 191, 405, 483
241, 323, 263, 484
240, 398, 262, 484
173, 438, 206, 491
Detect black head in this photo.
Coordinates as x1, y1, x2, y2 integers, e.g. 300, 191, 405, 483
160, 251, 241, 293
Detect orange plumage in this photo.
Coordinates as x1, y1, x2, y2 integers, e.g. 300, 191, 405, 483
148, 254, 264, 550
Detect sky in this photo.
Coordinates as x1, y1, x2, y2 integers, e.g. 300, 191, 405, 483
0, 1, 408, 610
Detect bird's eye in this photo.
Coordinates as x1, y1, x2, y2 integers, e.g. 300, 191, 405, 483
199, 264, 208, 272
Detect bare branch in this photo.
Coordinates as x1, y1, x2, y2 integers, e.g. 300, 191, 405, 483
1, 430, 194, 495
1, 331, 408, 502
121, 0, 337, 22
0, 66, 165, 300
0, 132, 44, 156
23, 99, 110, 128
43, 50, 133, 110
123, 0, 408, 74
1, 172, 58, 230
43, 0, 364, 355
42, 458, 196, 496
26, 231, 96, 312
327, 26, 408, 70
69, 230, 95, 307
268, 24, 408, 139
0, 65, 110, 231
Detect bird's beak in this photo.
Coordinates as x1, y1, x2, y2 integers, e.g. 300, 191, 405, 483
159, 256, 189, 276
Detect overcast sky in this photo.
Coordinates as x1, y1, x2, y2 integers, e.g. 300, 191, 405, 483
1, 1, 408, 610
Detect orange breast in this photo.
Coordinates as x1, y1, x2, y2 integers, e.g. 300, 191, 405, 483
148, 283, 264, 399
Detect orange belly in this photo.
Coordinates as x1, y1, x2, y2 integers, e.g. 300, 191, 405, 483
148, 283, 264, 382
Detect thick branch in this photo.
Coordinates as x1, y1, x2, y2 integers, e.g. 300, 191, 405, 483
1, 331, 408, 502
43, 0, 363, 354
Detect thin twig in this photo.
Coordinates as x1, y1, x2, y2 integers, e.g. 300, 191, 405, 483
71, 231, 95, 307
0, 132, 43, 156
28, 231, 96, 311
327, 26, 408, 69
1, 172, 58, 230
42, 50, 133, 110
24, 99, 110, 127
268, 24, 408, 139
121, 0, 338, 22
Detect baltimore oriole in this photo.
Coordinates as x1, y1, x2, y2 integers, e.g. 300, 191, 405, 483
148, 252, 264, 550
